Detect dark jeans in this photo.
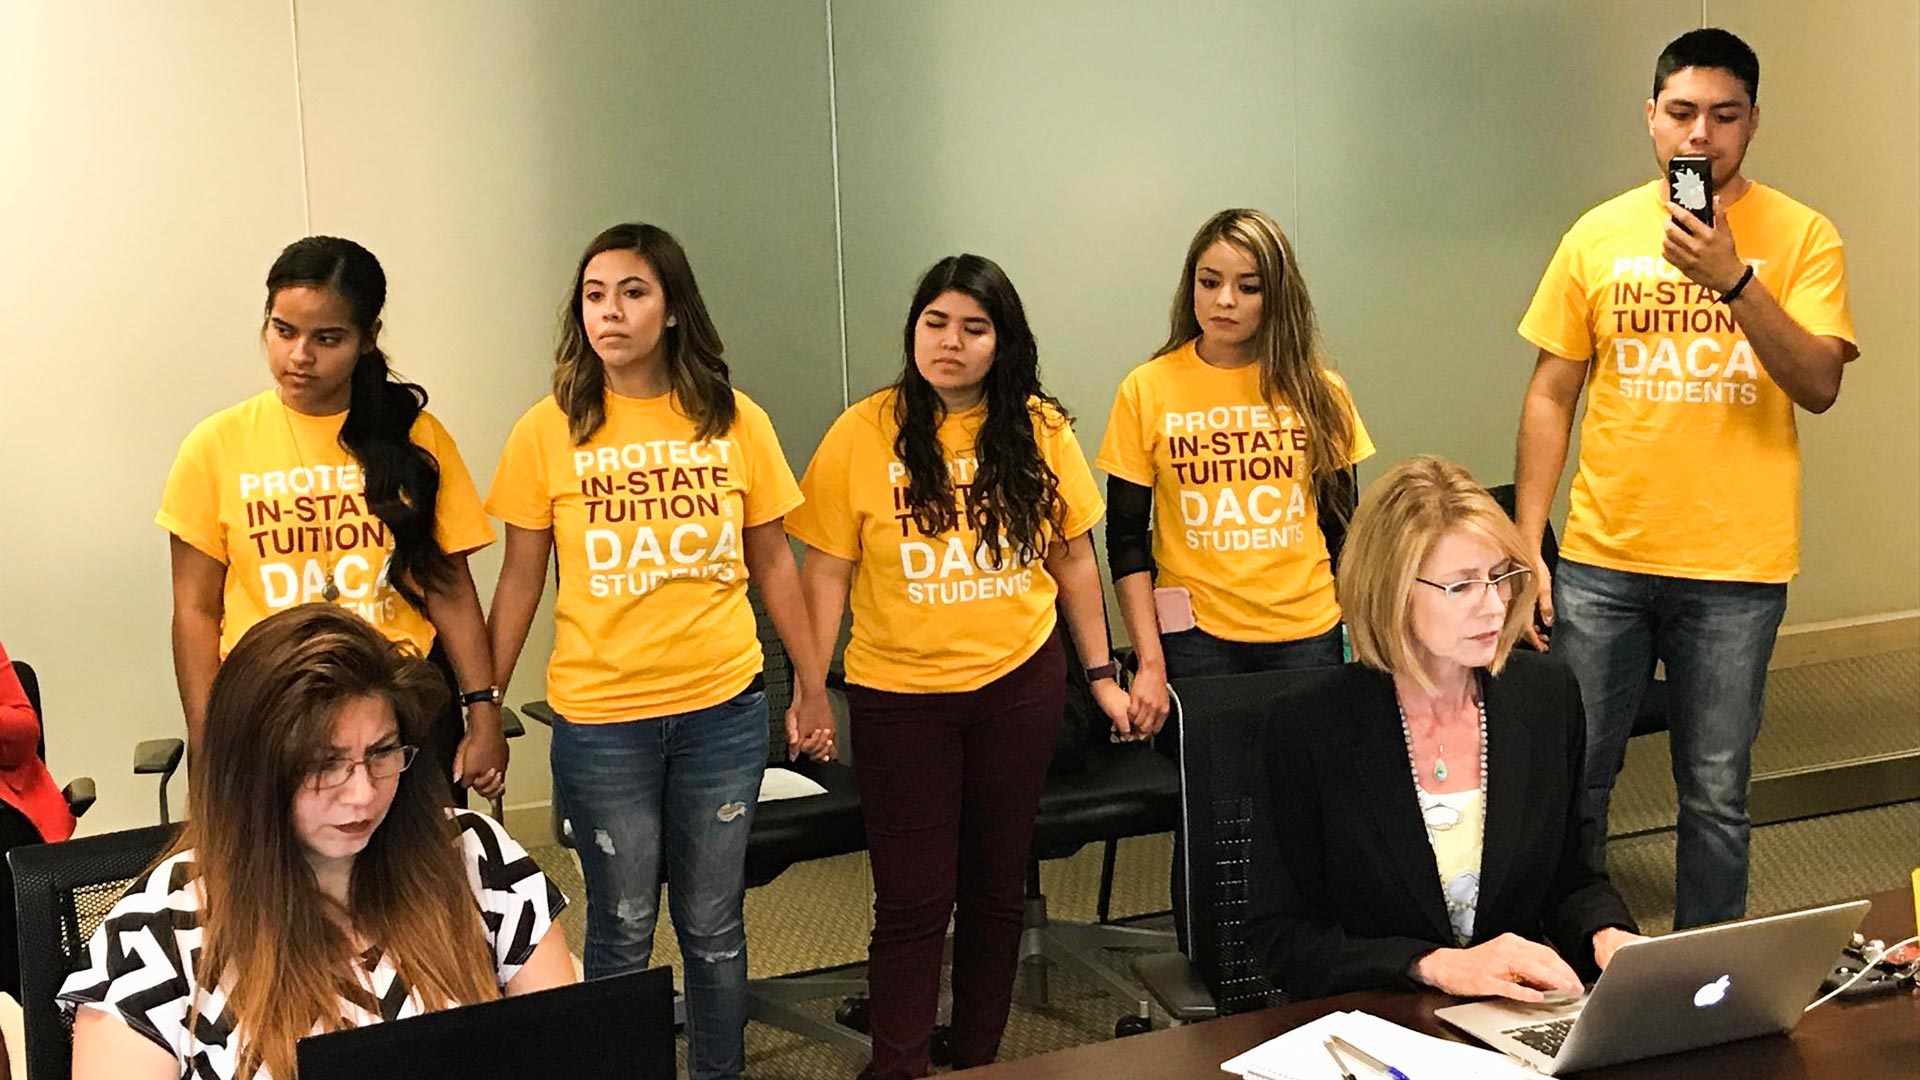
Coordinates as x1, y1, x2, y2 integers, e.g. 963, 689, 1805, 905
1552, 559, 1788, 929
425, 639, 468, 794
1159, 623, 1346, 951
550, 686, 769, 1080
847, 640, 1066, 1080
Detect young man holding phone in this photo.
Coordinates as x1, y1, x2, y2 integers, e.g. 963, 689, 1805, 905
1512, 28, 1858, 930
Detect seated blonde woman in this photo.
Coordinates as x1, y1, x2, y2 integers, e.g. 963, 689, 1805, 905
1246, 455, 1641, 1001
60, 604, 574, 1079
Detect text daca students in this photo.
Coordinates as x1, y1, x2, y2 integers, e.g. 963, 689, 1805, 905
484, 223, 831, 1080
62, 605, 572, 1080
161, 237, 508, 800
788, 255, 1127, 1080
1514, 28, 1858, 930
1095, 208, 1373, 948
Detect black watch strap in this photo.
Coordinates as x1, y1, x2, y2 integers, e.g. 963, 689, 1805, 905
1085, 662, 1119, 684
459, 687, 502, 709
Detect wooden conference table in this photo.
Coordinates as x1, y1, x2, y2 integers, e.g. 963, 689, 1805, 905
953, 886, 1918, 1079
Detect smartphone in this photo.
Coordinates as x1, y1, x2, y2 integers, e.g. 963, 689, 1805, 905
1667, 155, 1713, 228
1153, 586, 1196, 634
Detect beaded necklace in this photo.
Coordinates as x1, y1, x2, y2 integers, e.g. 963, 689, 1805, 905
1396, 693, 1489, 947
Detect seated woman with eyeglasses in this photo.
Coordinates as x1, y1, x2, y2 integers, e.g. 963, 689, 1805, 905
1245, 455, 1642, 1001
60, 604, 574, 1080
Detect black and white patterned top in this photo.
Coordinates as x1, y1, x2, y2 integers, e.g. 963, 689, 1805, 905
57, 809, 567, 1080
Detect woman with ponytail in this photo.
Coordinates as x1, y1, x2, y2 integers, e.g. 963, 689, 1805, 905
485, 223, 831, 1080
162, 237, 508, 800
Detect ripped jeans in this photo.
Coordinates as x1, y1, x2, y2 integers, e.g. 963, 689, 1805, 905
550, 684, 768, 1080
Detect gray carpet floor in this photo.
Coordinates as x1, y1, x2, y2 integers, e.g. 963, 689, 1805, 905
526, 647, 1920, 1077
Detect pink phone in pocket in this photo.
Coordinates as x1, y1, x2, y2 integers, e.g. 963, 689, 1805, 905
1153, 586, 1196, 634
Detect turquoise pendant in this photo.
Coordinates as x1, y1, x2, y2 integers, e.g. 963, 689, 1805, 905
1433, 756, 1449, 783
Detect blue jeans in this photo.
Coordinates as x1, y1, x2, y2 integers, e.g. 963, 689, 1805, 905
550, 686, 769, 1080
1552, 559, 1787, 929
1158, 623, 1346, 679
1160, 623, 1345, 950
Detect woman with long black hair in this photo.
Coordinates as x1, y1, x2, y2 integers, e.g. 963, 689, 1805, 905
162, 237, 506, 800
789, 254, 1127, 1079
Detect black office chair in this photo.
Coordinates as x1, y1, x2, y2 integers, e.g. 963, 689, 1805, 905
520, 584, 875, 1059
10, 822, 181, 1080
1485, 484, 1668, 738
1132, 667, 1317, 1025
133, 695, 527, 825
989, 566, 1181, 1039
10, 661, 97, 821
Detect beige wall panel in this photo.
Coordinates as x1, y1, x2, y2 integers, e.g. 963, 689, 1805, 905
292, 2, 842, 810
1706, 0, 1920, 621
0, 3, 307, 832
830, 0, 1299, 447
1293, 2, 1693, 497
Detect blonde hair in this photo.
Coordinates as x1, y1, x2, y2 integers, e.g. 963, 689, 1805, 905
1337, 456, 1539, 689
1158, 208, 1357, 485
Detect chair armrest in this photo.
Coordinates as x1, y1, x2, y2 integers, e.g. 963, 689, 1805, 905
1131, 952, 1218, 1023
61, 777, 97, 819
499, 705, 526, 740
518, 700, 558, 729
134, 738, 185, 777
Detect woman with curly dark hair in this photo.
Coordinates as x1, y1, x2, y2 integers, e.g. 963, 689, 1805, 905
789, 254, 1127, 1079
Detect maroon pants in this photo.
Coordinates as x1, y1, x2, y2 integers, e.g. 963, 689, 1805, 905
848, 638, 1066, 1080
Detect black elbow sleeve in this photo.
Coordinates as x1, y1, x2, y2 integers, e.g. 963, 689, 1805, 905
1105, 476, 1156, 580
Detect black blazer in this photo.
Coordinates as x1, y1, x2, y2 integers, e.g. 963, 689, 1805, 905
1243, 652, 1637, 999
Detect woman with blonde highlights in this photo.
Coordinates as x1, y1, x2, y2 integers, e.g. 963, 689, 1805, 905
1244, 456, 1641, 1000
1096, 208, 1374, 944
61, 605, 572, 1080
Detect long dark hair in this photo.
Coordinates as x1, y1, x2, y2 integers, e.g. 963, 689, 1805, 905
891, 254, 1065, 568
179, 604, 496, 1079
265, 237, 453, 611
553, 223, 736, 445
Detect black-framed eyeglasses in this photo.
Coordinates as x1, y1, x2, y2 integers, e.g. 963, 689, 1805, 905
307, 744, 419, 791
1415, 566, 1533, 602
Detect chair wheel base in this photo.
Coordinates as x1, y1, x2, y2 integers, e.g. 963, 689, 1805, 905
1115, 1015, 1152, 1038
835, 996, 870, 1033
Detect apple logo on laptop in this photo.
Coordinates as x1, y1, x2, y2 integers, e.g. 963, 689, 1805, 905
1693, 975, 1731, 1008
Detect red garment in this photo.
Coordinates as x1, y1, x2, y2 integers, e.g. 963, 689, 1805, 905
0, 642, 76, 843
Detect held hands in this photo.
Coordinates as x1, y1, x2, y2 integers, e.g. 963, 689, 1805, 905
1091, 680, 1140, 742
1662, 197, 1748, 295
1122, 661, 1171, 742
1411, 933, 1583, 1004
452, 705, 509, 801
785, 680, 837, 763
1591, 926, 1646, 971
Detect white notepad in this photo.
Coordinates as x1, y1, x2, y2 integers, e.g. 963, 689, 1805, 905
758, 767, 829, 802
1221, 1009, 1534, 1080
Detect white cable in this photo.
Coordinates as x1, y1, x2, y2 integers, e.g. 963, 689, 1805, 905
823, 0, 850, 409
1803, 934, 1917, 1012
286, 0, 312, 233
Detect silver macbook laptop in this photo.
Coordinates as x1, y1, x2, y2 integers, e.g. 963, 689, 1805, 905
1435, 899, 1868, 1075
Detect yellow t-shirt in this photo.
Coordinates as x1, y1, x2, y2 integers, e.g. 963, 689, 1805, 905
485, 389, 803, 723
1520, 180, 1856, 582
786, 391, 1105, 694
1095, 343, 1375, 642
157, 389, 495, 657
